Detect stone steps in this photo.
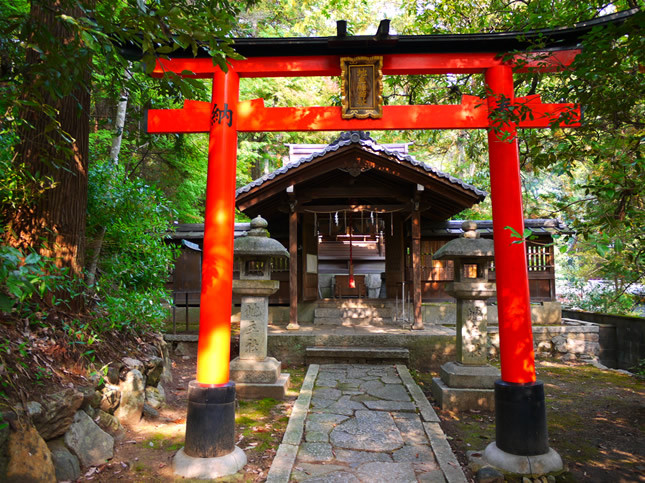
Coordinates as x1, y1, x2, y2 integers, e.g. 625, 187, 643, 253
313, 317, 394, 326
313, 300, 398, 327
305, 346, 410, 365
315, 307, 394, 318
316, 299, 390, 308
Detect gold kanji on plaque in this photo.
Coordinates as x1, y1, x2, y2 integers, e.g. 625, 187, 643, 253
341, 56, 383, 119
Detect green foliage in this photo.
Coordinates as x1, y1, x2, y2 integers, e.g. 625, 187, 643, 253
87, 157, 178, 332
558, 277, 637, 315
0, 0, 253, 241
529, 10, 644, 314
0, 243, 78, 316
505, 226, 535, 244
131, 133, 209, 223
236, 0, 408, 37
630, 359, 645, 377
88, 161, 175, 287
93, 287, 172, 333
0, 0, 254, 330
1, 0, 250, 124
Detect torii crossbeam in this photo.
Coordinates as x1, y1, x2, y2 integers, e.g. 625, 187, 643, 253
148, 51, 580, 387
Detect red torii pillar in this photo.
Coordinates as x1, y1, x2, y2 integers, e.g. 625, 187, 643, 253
197, 67, 240, 386
179, 67, 243, 466
487, 64, 536, 385
147, 52, 579, 467
486, 64, 550, 458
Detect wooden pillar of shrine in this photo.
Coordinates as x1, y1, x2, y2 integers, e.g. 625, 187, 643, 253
411, 202, 423, 330
287, 194, 299, 330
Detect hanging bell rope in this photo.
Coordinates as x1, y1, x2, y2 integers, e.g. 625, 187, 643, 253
348, 211, 355, 289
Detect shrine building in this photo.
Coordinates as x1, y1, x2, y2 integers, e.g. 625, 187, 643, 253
170, 132, 563, 329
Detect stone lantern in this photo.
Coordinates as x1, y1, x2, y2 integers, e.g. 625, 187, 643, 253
230, 216, 290, 399
431, 221, 500, 411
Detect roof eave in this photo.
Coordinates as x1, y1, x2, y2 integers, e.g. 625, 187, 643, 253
163, 9, 639, 59
235, 140, 486, 211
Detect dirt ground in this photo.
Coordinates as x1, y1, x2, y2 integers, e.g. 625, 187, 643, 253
4, 309, 642, 482
6, 321, 641, 483
416, 360, 645, 482
77, 353, 644, 482
74, 349, 305, 482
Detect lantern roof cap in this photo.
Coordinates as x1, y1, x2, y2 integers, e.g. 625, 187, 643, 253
234, 216, 289, 258
433, 221, 495, 260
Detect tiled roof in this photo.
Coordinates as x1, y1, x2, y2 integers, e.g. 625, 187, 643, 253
422, 219, 569, 237
170, 219, 568, 241
235, 131, 487, 200
170, 223, 250, 241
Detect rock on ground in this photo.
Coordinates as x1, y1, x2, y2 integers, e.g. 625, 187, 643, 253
122, 357, 144, 372
145, 385, 165, 409
107, 363, 122, 384
6, 424, 56, 482
64, 410, 114, 468
31, 388, 84, 440
78, 386, 102, 412
47, 437, 81, 482
145, 356, 164, 387
156, 338, 174, 384
100, 384, 121, 414
93, 409, 124, 435
115, 369, 145, 425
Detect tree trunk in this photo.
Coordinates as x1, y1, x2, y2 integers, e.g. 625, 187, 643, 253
85, 226, 106, 288
6, 0, 90, 282
109, 70, 131, 164
86, 76, 130, 286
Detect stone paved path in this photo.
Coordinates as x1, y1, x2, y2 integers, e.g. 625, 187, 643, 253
267, 364, 468, 483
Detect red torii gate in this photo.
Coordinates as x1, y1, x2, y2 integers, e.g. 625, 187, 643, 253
146, 11, 642, 468
148, 51, 579, 388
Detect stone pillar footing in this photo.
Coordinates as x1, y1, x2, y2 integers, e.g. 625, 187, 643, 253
478, 442, 563, 476
235, 373, 290, 400
431, 377, 494, 412
230, 357, 290, 400
431, 361, 500, 411
440, 361, 500, 388
230, 357, 281, 384
173, 446, 247, 479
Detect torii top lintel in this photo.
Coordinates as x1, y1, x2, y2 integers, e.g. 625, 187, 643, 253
146, 9, 643, 134
147, 49, 581, 133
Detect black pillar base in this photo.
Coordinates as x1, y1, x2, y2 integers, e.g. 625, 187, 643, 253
184, 381, 236, 458
495, 380, 548, 456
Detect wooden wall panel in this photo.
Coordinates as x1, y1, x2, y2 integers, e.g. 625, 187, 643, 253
385, 214, 404, 298
301, 213, 319, 301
